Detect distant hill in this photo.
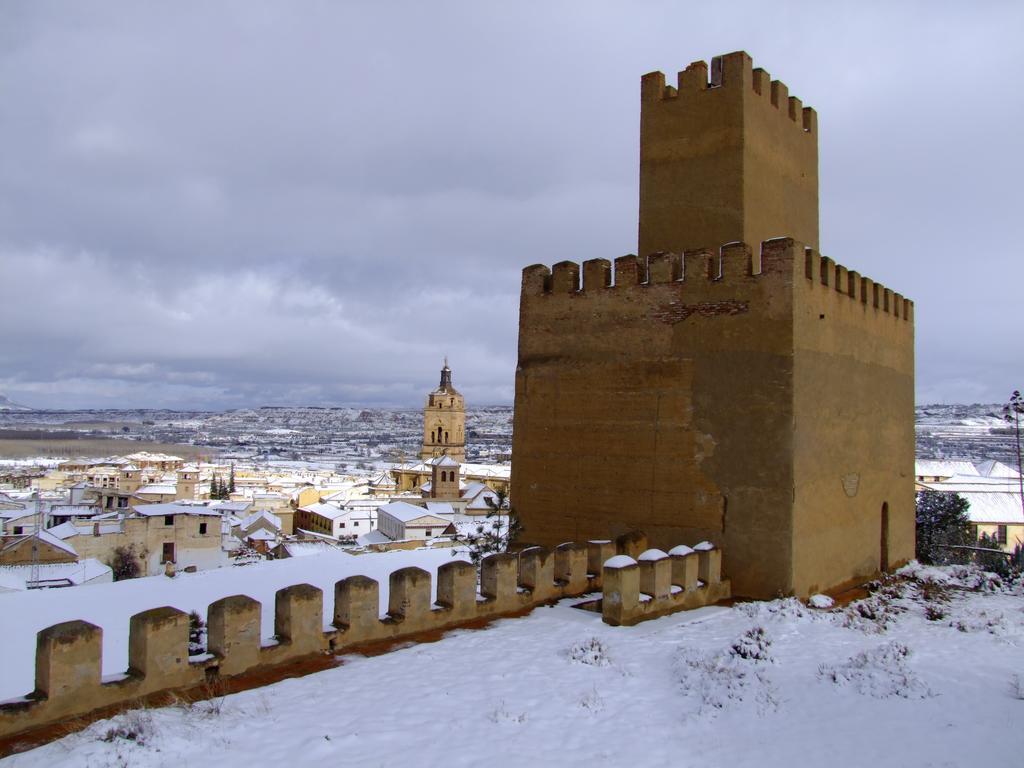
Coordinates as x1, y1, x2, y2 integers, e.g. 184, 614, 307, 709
0, 394, 31, 411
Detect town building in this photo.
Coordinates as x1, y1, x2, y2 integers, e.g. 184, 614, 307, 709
376, 501, 455, 542
391, 461, 509, 496
916, 459, 1023, 553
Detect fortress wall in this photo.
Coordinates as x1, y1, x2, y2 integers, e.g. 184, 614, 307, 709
513, 240, 800, 597
790, 244, 915, 595
513, 238, 912, 599
0, 536, 730, 742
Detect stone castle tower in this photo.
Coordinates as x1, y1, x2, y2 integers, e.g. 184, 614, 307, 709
420, 360, 466, 463
510, 52, 915, 599
639, 52, 818, 256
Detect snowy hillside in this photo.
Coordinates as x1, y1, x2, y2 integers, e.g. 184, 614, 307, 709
0, 396, 30, 412
2, 563, 1021, 767
916, 403, 1021, 465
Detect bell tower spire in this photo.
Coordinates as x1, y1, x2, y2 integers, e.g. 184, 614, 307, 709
420, 360, 466, 462
439, 358, 453, 392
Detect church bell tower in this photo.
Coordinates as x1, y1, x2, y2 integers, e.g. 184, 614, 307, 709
420, 359, 466, 463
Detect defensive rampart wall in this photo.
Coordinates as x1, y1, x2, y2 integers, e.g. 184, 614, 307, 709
0, 534, 728, 743
511, 237, 914, 598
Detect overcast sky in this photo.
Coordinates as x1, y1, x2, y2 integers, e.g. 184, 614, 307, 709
1, 1, 1021, 410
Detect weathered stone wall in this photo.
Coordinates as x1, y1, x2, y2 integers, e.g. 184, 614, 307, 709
639, 51, 819, 259
511, 239, 914, 599
790, 248, 915, 594
0, 533, 729, 742
512, 242, 797, 596
46, 515, 223, 577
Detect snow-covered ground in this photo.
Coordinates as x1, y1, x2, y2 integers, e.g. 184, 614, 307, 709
2, 563, 1021, 767
0, 548, 468, 701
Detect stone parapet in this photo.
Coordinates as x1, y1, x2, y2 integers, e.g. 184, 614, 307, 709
0, 534, 730, 742
603, 543, 731, 627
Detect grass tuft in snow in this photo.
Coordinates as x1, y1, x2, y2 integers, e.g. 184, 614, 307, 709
818, 641, 931, 699
948, 607, 1007, 635
737, 597, 810, 623
577, 686, 605, 713
487, 701, 528, 725
674, 626, 778, 718
729, 626, 773, 663
565, 636, 612, 667
99, 709, 156, 747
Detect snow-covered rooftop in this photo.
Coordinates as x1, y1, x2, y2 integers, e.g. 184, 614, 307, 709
958, 491, 1024, 524
914, 459, 980, 478
210, 501, 252, 514
356, 530, 391, 546
49, 521, 123, 538
379, 501, 447, 524
298, 501, 349, 521
135, 483, 177, 495
130, 502, 221, 518
0, 558, 111, 591
424, 502, 456, 517
1, 528, 79, 558
974, 459, 1021, 479
238, 509, 282, 531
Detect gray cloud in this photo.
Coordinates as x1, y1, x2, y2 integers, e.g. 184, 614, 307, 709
1, 1, 1021, 408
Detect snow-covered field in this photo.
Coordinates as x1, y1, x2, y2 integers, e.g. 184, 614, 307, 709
2, 563, 1021, 767
0, 548, 468, 701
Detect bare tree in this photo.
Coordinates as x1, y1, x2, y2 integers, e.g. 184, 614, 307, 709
1005, 390, 1024, 517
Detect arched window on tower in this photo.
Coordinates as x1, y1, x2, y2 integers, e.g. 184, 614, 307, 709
445, 431, 449, 443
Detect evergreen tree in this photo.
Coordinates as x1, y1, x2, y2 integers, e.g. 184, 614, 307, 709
915, 490, 973, 565
110, 545, 141, 580
228, 464, 236, 495
210, 475, 225, 500
188, 610, 207, 655
977, 533, 1012, 577
461, 489, 523, 566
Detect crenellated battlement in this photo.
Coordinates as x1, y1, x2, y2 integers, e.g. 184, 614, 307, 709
641, 51, 816, 135
638, 52, 820, 257
521, 238, 912, 323
0, 535, 729, 744
803, 246, 914, 322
